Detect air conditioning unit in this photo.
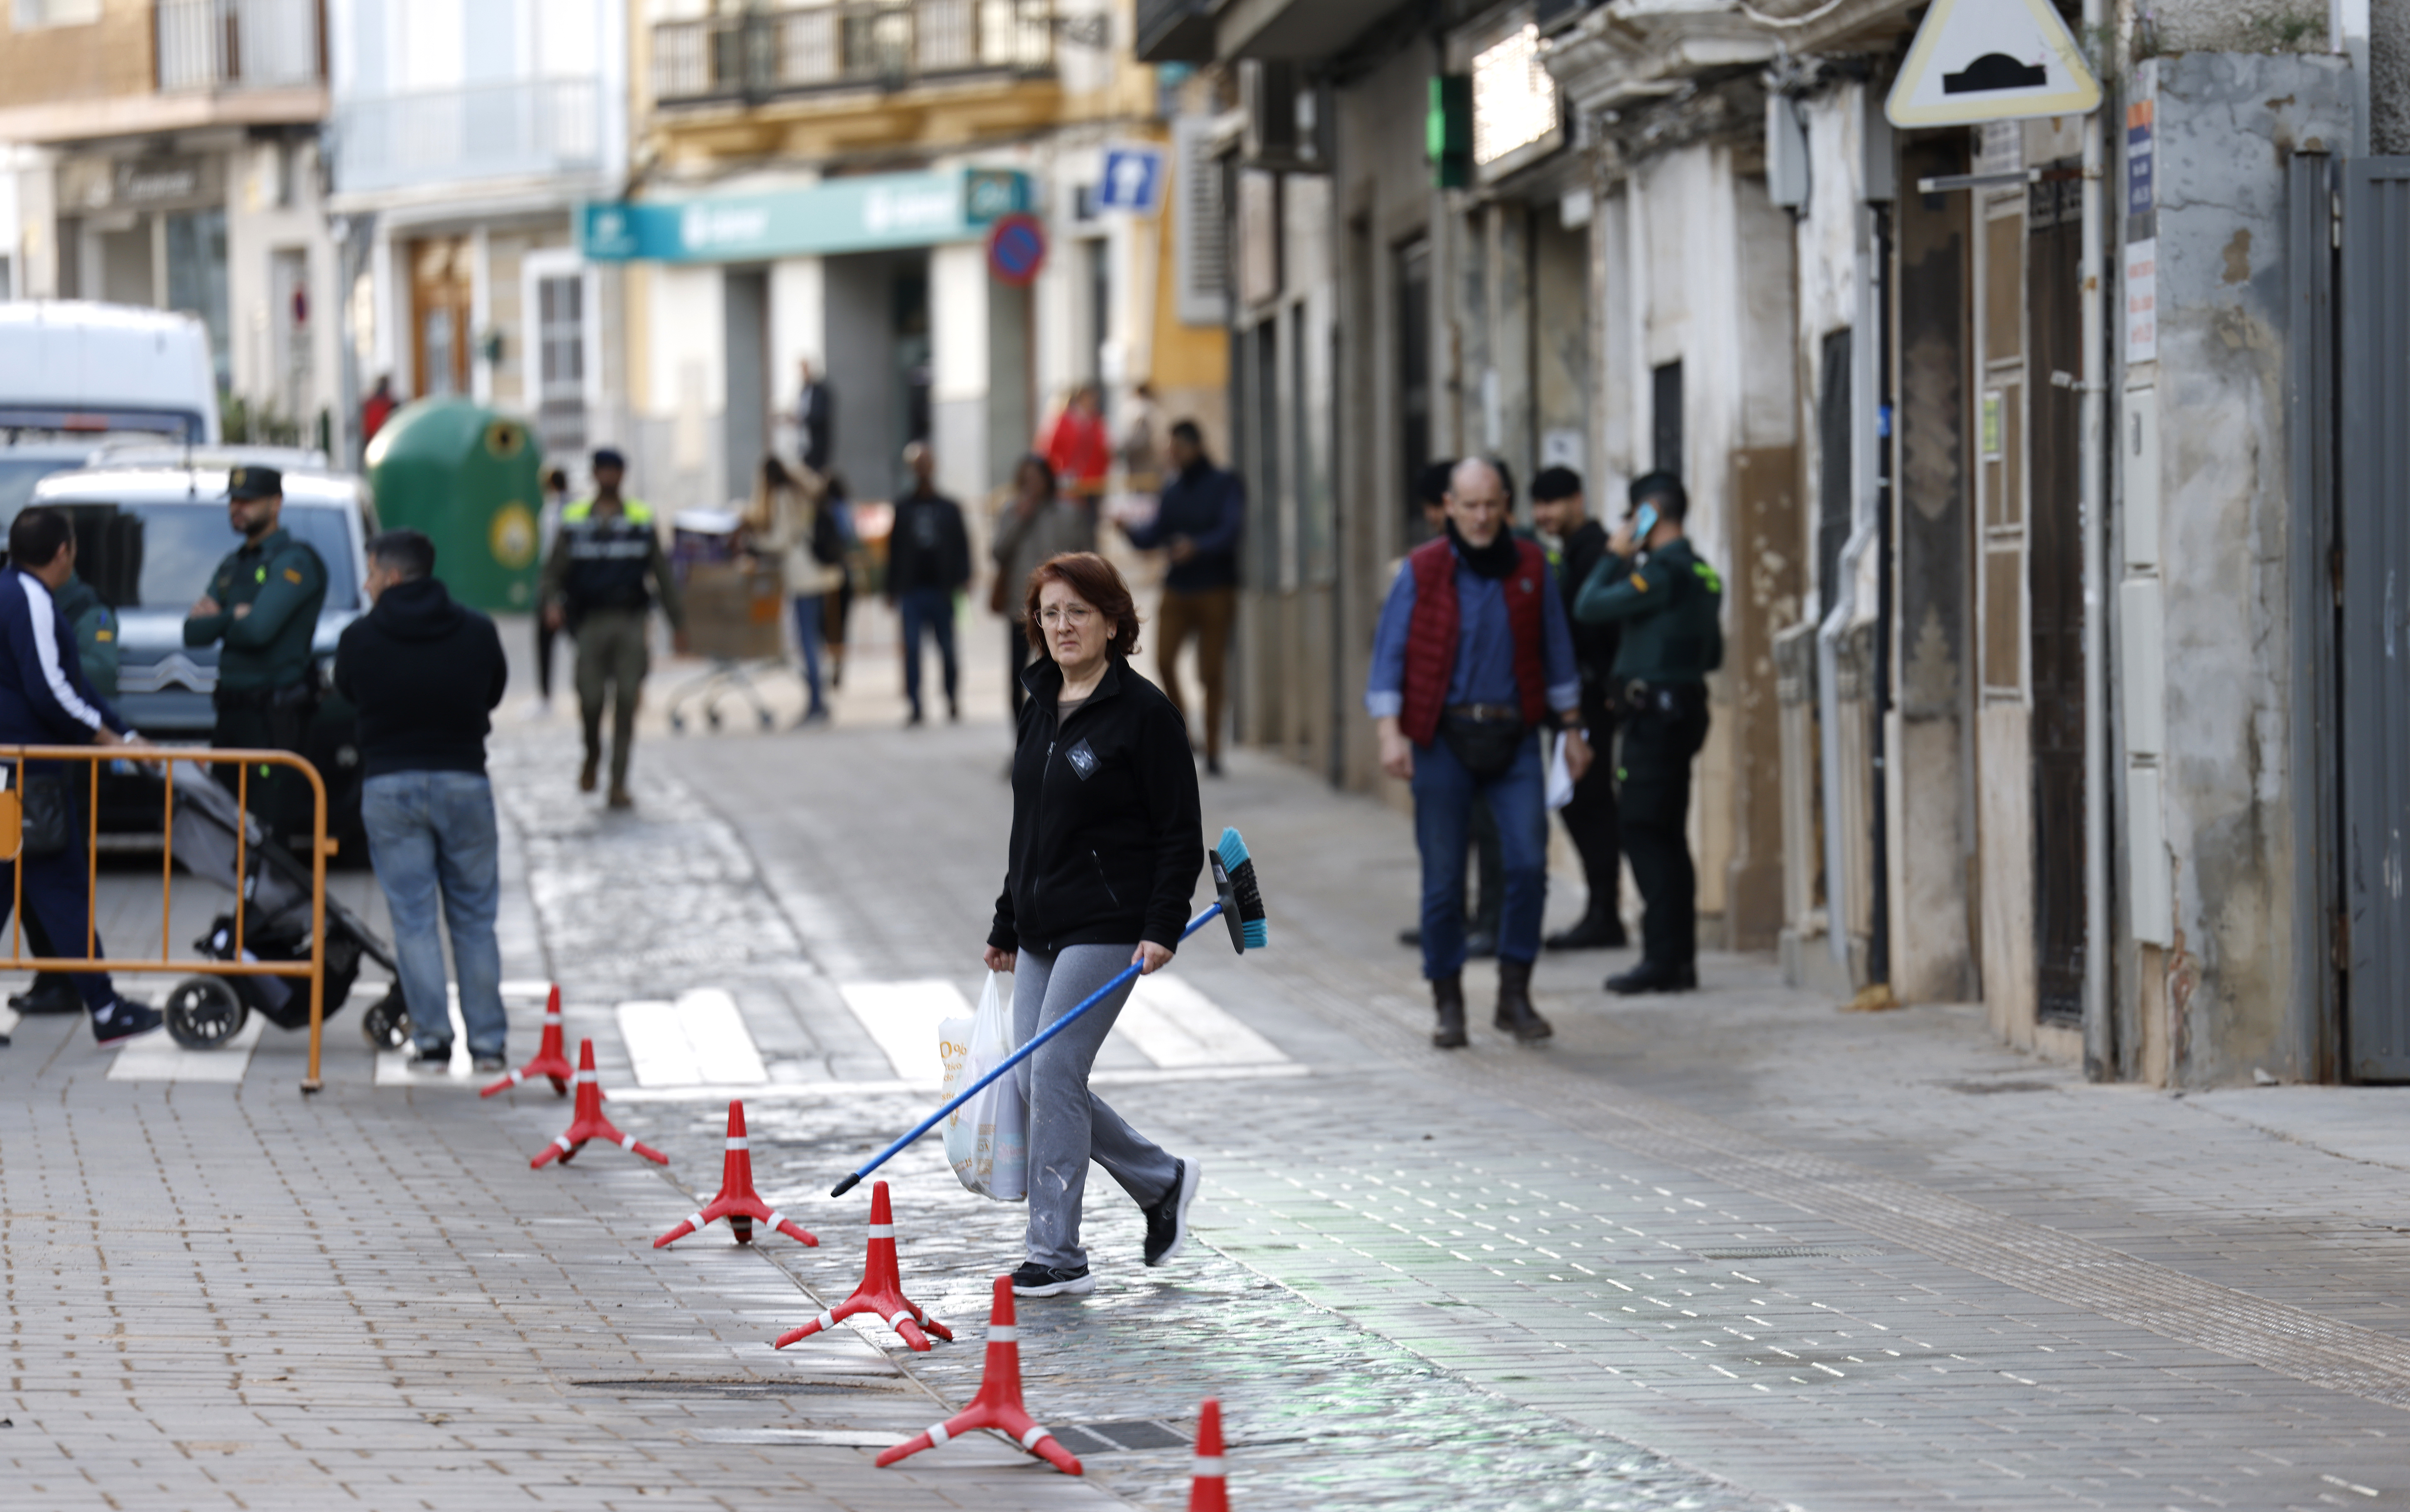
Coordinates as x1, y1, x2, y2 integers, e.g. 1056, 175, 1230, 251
1239, 61, 1330, 173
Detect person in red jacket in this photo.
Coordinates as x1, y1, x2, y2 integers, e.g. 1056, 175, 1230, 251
1042, 384, 1111, 515
361, 375, 398, 444
1365, 458, 1590, 1048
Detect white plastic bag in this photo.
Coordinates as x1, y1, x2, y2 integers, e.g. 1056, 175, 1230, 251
940, 972, 1028, 1202
1545, 729, 1578, 810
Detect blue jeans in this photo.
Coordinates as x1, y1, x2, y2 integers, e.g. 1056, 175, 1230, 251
898, 587, 958, 715
1410, 731, 1549, 978
360, 771, 505, 1058
790, 595, 826, 713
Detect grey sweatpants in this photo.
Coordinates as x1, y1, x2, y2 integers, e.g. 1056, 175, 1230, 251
1013, 943, 1181, 1269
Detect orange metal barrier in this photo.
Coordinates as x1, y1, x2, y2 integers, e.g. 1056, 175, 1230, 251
0, 746, 334, 1093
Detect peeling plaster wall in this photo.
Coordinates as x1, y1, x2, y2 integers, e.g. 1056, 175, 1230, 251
1618, 141, 1796, 931
2150, 0, 2337, 56
2137, 52, 2351, 1086
2373, 0, 2410, 153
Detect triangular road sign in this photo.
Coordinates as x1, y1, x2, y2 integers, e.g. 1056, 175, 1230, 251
1886, 0, 2103, 129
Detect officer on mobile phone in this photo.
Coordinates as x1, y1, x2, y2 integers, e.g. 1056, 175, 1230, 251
1573, 471, 1722, 995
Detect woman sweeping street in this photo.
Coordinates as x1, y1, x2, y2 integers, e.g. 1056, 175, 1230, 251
983, 551, 1204, 1297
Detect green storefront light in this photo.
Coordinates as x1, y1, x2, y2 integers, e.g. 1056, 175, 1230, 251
1428, 75, 1472, 189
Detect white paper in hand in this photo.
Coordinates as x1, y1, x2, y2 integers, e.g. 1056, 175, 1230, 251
1545, 730, 1578, 810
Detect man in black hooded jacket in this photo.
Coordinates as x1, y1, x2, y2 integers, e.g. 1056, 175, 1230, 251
334, 529, 511, 1072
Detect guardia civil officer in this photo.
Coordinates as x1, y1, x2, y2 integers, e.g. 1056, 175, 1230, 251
539, 448, 684, 810
1573, 471, 1722, 995
183, 464, 329, 841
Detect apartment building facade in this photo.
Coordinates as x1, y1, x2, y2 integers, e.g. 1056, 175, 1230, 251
1, 0, 339, 442
326, 0, 630, 469
1152, 0, 2410, 1087
605, 0, 1226, 522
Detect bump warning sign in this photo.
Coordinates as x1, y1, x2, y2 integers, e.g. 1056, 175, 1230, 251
1885, 0, 2103, 129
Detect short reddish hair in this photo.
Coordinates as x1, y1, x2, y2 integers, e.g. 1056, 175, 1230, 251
1022, 551, 1142, 658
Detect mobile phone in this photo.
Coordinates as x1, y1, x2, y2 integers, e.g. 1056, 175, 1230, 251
1632, 502, 1659, 541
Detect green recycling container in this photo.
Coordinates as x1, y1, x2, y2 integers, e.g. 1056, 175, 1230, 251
361, 398, 544, 612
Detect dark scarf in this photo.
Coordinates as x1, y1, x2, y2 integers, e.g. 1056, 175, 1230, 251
1447, 519, 1520, 580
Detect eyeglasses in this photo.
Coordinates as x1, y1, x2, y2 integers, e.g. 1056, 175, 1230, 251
1038, 603, 1096, 628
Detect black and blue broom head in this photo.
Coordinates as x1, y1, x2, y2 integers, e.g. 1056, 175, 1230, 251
1210, 826, 1269, 953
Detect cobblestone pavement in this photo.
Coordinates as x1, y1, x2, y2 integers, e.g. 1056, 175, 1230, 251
8, 617, 2410, 1510
638, 701, 2410, 1512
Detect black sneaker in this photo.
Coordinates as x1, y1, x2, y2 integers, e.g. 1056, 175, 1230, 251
92, 999, 164, 1048
11, 980, 83, 1016
471, 1054, 507, 1075
1142, 1158, 1203, 1267
411, 1043, 454, 1067
1605, 959, 1699, 995
1010, 1262, 1095, 1297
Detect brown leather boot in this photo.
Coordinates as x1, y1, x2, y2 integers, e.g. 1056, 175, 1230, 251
1493, 958, 1553, 1042
578, 753, 599, 793
1430, 974, 1468, 1049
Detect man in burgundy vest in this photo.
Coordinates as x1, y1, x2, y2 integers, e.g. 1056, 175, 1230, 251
1366, 458, 1591, 1048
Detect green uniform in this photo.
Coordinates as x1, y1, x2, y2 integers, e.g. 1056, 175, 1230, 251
54, 576, 118, 700
1573, 536, 1723, 687
539, 496, 683, 796
1572, 535, 1722, 970
184, 526, 329, 837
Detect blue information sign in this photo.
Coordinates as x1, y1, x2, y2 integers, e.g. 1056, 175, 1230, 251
1097, 146, 1166, 213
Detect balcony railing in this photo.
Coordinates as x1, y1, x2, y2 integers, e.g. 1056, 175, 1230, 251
332, 78, 603, 195
156, 0, 326, 93
654, 0, 1055, 105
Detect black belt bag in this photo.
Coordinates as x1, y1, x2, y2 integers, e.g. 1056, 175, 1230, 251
1439, 709, 1527, 780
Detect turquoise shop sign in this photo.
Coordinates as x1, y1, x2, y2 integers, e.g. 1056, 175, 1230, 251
581, 167, 1031, 263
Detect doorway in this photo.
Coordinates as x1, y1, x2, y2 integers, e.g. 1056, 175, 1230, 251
2027, 163, 2088, 1027
410, 237, 474, 399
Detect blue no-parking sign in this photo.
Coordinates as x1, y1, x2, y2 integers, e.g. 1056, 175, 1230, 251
1097, 146, 1166, 214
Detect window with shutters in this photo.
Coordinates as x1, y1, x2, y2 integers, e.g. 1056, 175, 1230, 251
1171, 114, 1227, 327
537, 273, 585, 405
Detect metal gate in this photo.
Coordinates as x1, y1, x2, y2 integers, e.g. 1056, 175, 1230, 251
2336, 157, 2410, 1080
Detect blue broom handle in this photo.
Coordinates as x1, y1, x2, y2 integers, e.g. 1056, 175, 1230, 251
829, 901, 1224, 1197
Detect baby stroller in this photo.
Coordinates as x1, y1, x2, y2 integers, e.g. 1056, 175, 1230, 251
156, 760, 407, 1052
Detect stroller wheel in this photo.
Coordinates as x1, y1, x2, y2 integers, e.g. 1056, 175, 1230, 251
164, 978, 248, 1051
361, 987, 411, 1052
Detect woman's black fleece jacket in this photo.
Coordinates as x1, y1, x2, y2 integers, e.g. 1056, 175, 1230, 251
990, 656, 1203, 956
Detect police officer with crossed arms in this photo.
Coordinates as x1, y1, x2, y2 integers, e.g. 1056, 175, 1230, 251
183, 465, 329, 842
1574, 471, 1722, 995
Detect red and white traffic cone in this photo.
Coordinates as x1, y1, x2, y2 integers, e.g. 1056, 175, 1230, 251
530, 1039, 668, 1168
875, 1275, 1081, 1475
653, 1101, 816, 1248
1188, 1398, 1227, 1511
773, 1180, 953, 1352
483, 983, 576, 1097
